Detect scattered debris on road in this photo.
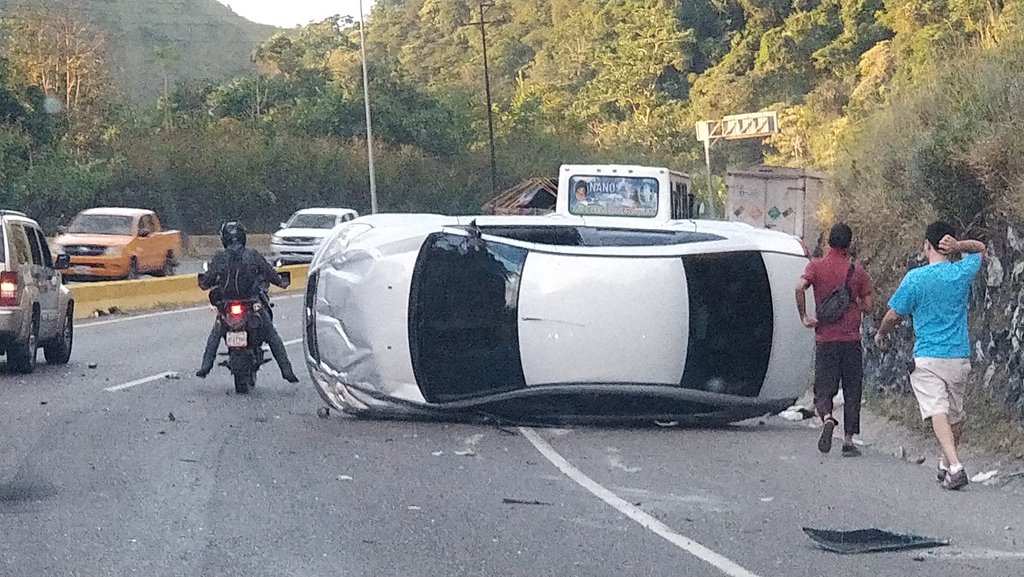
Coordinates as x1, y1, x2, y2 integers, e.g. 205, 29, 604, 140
167, 412, 176, 422
454, 449, 476, 457
88, 363, 98, 369
91, 306, 123, 318
431, 451, 444, 456
502, 498, 553, 506
407, 506, 421, 511
803, 527, 949, 554
336, 475, 353, 481
971, 470, 999, 485
164, 373, 181, 381
759, 497, 774, 502
779, 405, 815, 421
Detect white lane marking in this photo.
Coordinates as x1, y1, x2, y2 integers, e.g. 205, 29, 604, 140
519, 427, 762, 577
105, 372, 177, 392
79, 294, 304, 328
104, 340, 301, 392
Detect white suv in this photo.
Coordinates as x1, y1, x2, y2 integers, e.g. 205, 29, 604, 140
270, 208, 359, 265
0, 211, 74, 373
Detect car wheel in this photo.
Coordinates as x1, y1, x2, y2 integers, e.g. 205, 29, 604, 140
8, 312, 39, 374
127, 257, 140, 280
43, 304, 74, 365
154, 253, 176, 277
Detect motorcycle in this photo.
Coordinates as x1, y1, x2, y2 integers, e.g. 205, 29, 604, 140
198, 264, 291, 394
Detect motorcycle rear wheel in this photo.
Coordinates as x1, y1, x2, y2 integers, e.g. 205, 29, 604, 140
229, 348, 254, 394
234, 372, 252, 394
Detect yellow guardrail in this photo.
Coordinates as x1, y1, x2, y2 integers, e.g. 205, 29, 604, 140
70, 264, 309, 319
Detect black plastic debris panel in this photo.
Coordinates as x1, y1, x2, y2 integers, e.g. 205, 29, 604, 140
803, 528, 950, 554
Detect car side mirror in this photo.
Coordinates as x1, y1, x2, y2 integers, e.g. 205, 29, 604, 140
280, 222, 288, 229
138, 229, 151, 238
54, 254, 71, 270
57, 225, 68, 234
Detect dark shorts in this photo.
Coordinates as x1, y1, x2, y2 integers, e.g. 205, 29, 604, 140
814, 341, 864, 435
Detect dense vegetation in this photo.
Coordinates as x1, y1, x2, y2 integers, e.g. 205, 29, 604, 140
0, 0, 1021, 236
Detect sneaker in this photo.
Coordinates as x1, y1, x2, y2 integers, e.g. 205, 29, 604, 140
196, 368, 210, 379
841, 444, 862, 457
282, 369, 299, 384
818, 418, 838, 454
937, 464, 948, 483
941, 468, 969, 491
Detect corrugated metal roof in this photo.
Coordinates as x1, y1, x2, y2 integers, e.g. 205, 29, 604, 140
482, 177, 558, 215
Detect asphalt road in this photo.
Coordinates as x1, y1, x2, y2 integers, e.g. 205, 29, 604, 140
1, 298, 1022, 577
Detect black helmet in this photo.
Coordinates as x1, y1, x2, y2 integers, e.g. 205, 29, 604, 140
220, 221, 247, 248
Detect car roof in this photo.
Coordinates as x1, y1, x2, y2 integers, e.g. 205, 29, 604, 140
0, 210, 39, 225
292, 208, 357, 216
79, 208, 153, 217
0, 209, 29, 218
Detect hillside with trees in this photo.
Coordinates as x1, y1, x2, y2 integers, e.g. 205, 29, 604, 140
0, 0, 279, 102
3, 1, 1019, 230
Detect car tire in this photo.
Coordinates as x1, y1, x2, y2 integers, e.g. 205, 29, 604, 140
127, 257, 140, 280
8, 312, 39, 374
154, 253, 177, 277
43, 304, 74, 365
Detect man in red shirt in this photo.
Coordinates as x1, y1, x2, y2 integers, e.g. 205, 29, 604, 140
795, 223, 873, 456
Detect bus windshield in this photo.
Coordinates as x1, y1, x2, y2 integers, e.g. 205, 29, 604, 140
567, 175, 659, 217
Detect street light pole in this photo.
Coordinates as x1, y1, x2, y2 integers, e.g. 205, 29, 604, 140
469, 1, 498, 193
357, 0, 378, 214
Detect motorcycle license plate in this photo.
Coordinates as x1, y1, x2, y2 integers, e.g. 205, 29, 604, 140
226, 331, 248, 347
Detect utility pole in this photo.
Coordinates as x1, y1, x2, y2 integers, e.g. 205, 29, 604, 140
467, 1, 499, 193
358, 0, 378, 214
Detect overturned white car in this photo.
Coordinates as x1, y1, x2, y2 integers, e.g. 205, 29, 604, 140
303, 165, 814, 424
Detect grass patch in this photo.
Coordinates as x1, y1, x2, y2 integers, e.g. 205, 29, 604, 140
866, 388, 1024, 460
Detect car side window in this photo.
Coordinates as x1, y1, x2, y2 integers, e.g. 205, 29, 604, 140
9, 223, 33, 266
31, 227, 53, 269
26, 225, 43, 266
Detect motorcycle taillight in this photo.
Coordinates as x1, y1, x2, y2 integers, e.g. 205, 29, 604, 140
224, 302, 247, 330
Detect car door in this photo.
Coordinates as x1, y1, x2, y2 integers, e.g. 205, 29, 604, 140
7, 223, 39, 333
137, 214, 157, 270
27, 225, 60, 339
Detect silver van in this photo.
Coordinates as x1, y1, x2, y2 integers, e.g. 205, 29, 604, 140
0, 211, 74, 373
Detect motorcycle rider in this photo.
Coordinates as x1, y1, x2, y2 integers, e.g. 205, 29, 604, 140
196, 221, 299, 383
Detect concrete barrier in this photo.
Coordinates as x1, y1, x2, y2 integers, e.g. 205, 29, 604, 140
70, 264, 309, 320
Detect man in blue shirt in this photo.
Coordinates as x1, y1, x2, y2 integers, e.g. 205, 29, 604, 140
875, 221, 985, 491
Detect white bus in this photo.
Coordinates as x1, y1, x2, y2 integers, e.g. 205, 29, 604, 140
555, 164, 707, 225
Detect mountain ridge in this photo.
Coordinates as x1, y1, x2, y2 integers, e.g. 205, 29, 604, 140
0, 0, 282, 102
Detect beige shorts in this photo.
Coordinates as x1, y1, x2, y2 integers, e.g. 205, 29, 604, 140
910, 358, 971, 423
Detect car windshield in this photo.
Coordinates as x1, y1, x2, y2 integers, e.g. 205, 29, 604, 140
67, 215, 134, 235
288, 213, 337, 229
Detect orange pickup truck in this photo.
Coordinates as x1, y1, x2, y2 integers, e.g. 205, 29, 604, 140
54, 208, 183, 280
